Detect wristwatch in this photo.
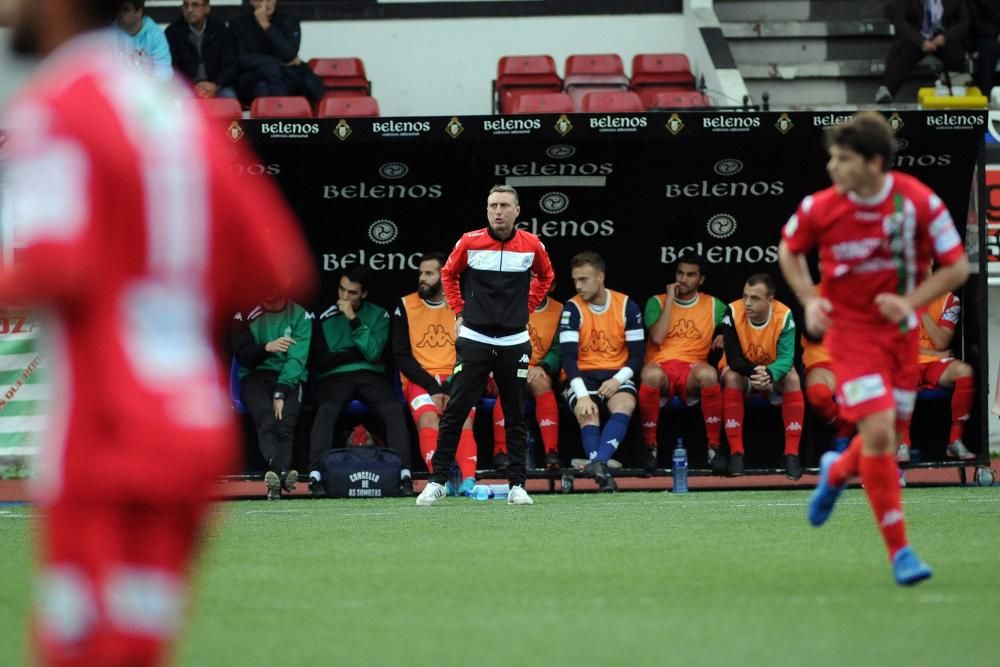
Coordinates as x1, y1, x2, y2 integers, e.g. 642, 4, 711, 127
272, 391, 285, 400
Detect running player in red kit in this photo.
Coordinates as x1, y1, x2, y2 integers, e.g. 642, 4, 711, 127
778, 111, 969, 586
0, 1, 315, 663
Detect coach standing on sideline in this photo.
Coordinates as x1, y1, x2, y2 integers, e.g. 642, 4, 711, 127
416, 185, 555, 506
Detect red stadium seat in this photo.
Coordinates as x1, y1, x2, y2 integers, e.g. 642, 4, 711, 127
317, 94, 380, 117
631, 53, 696, 88
495, 55, 562, 114
249, 96, 313, 118
509, 92, 574, 114
647, 90, 712, 109
636, 85, 697, 110
308, 57, 371, 95
198, 96, 242, 121
564, 54, 630, 109
580, 91, 644, 113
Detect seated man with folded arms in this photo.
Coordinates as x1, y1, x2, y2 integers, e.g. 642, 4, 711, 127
718, 273, 805, 480
392, 253, 479, 496
559, 252, 644, 492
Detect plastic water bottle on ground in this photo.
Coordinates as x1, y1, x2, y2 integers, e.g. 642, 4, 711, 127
470, 483, 509, 500
672, 437, 688, 493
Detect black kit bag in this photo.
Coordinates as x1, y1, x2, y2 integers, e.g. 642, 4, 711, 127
323, 446, 401, 498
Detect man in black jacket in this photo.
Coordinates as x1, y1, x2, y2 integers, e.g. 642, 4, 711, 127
229, 0, 324, 103
165, 0, 238, 98
970, 0, 1000, 96
875, 0, 969, 103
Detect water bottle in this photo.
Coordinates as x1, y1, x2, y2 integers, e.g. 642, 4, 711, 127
672, 437, 688, 494
283, 325, 292, 338
470, 483, 509, 500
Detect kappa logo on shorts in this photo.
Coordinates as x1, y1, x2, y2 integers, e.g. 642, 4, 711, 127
842, 374, 887, 407
519, 354, 530, 363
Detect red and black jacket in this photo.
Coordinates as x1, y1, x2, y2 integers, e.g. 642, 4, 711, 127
442, 226, 555, 338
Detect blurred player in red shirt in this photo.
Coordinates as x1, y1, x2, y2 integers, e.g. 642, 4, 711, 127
0, 1, 314, 663
779, 111, 969, 586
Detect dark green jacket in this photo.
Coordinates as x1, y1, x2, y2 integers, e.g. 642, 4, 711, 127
232, 301, 312, 394
311, 300, 389, 380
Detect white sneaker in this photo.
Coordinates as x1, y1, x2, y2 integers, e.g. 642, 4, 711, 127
415, 481, 447, 506
946, 440, 975, 460
507, 485, 534, 505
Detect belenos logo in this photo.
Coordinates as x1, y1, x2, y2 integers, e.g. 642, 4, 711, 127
539, 192, 570, 215
368, 220, 399, 245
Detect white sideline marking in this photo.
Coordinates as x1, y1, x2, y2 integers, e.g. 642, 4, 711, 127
244, 510, 303, 515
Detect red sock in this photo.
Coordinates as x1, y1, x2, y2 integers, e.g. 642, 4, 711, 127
896, 416, 911, 448
860, 453, 909, 559
829, 434, 862, 487
492, 400, 507, 455
534, 390, 560, 453
700, 383, 723, 447
638, 384, 661, 447
418, 427, 438, 473
457, 428, 478, 479
723, 387, 745, 454
782, 390, 804, 455
949, 375, 974, 444
806, 383, 838, 424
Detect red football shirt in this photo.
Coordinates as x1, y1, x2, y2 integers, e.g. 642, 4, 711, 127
782, 171, 964, 332
0, 33, 314, 504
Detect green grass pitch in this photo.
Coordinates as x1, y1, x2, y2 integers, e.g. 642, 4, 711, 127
2, 487, 999, 666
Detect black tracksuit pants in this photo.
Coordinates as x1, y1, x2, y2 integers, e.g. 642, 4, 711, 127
308, 370, 412, 472
430, 337, 532, 487
241, 371, 300, 474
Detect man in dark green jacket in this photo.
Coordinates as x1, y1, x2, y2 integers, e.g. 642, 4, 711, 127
308, 266, 413, 496
232, 295, 312, 499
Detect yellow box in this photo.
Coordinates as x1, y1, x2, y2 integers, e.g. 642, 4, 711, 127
918, 86, 988, 109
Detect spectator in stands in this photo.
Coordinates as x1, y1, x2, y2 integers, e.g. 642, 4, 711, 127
970, 0, 1000, 96
114, 0, 173, 80
896, 289, 976, 463
307, 266, 414, 497
637, 253, 726, 474
718, 273, 805, 479
230, 0, 324, 104
559, 252, 644, 492
875, 0, 969, 103
392, 253, 479, 497
232, 295, 312, 500
490, 281, 562, 472
165, 0, 239, 99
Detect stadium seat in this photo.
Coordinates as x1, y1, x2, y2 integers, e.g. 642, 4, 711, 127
308, 57, 371, 96
580, 90, 644, 113
647, 90, 712, 109
631, 53, 696, 89
510, 92, 574, 114
250, 96, 313, 118
564, 53, 630, 109
495, 54, 563, 113
317, 94, 380, 117
198, 96, 242, 121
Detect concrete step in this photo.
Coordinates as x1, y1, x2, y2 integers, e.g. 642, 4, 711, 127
730, 37, 888, 65
740, 59, 886, 80
721, 19, 893, 39
715, 0, 888, 22
747, 77, 933, 108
